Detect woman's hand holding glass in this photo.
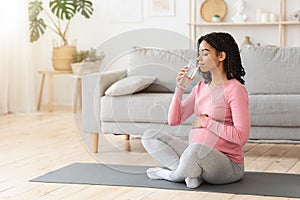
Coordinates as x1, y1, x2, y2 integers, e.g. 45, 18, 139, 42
176, 60, 198, 89
176, 66, 189, 89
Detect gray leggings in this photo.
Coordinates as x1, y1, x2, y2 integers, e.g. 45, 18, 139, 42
142, 129, 244, 184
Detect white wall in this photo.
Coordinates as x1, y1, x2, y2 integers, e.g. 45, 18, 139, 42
31, 0, 300, 106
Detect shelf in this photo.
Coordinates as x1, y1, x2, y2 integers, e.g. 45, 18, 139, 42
188, 21, 300, 26
188, 0, 300, 47
280, 21, 300, 25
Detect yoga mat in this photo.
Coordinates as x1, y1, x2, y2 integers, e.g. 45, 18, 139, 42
30, 163, 300, 198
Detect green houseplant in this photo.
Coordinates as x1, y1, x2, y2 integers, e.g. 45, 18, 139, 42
28, 0, 94, 71
71, 48, 105, 74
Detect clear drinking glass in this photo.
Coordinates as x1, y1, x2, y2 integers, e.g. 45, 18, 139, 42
177, 59, 198, 89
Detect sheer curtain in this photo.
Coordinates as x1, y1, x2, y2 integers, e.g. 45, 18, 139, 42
0, 1, 36, 115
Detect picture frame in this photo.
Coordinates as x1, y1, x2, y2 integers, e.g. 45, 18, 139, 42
109, 0, 143, 23
148, 0, 175, 17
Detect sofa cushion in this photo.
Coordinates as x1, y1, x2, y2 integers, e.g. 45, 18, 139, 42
101, 93, 196, 124
101, 121, 192, 138
126, 48, 203, 93
249, 94, 300, 127
105, 76, 157, 96
241, 46, 300, 94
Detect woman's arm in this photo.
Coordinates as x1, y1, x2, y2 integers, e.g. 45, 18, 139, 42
168, 86, 196, 126
201, 85, 250, 146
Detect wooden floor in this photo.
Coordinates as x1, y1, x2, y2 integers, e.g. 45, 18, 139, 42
0, 106, 299, 200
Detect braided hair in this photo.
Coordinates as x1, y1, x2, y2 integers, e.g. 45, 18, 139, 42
197, 32, 246, 85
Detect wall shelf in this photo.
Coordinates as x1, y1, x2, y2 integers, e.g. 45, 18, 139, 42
188, 0, 300, 47
188, 21, 300, 26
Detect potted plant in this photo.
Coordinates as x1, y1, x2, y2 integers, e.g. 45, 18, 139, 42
211, 15, 221, 22
28, 0, 94, 71
71, 48, 105, 74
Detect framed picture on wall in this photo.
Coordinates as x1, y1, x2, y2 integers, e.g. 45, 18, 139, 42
109, 0, 143, 23
148, 0, 175, 17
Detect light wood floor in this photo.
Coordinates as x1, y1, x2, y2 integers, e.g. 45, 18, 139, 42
0, 106, 299, 200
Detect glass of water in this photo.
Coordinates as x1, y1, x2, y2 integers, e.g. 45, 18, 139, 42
177, 59, 198, 89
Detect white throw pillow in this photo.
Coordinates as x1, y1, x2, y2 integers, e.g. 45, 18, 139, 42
105, 76, 157, 96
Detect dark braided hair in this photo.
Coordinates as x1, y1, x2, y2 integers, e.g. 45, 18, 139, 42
197, 32, 246, 85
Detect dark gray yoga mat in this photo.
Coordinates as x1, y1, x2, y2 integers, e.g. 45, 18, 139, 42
30, 163, 300, 198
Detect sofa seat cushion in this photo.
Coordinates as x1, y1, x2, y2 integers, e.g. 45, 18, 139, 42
249, 94, 300, 127
101, 93, 195, 124
101, 122, 191, 138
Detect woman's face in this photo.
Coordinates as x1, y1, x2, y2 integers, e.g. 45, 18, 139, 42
197, 40, 221, 73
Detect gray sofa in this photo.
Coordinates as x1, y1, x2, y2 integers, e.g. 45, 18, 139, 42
81, 46, 300, 153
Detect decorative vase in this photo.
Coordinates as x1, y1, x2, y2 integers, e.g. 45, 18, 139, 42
242, 36, 254, 46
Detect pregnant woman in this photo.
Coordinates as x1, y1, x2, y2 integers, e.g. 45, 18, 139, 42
142, 32, 250, 189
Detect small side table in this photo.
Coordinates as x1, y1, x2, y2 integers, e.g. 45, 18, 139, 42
37, 70, 81, 112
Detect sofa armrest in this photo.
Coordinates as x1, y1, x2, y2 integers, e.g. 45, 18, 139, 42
81, 70, 127, 133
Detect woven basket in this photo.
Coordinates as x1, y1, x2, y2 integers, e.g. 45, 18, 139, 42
52, 45, 76, 71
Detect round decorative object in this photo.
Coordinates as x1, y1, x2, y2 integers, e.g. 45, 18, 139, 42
200, 0, 227, 22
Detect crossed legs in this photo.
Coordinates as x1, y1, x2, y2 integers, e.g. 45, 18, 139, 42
142, 129, 188, 170
142, 129, 244, 188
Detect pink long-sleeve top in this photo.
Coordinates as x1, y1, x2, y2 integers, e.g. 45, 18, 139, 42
168, 78, 250, 164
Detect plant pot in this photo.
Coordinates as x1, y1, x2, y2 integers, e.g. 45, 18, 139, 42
212, 15, 221, 22
71, 62, 100, 74
52, 45, 76, 71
